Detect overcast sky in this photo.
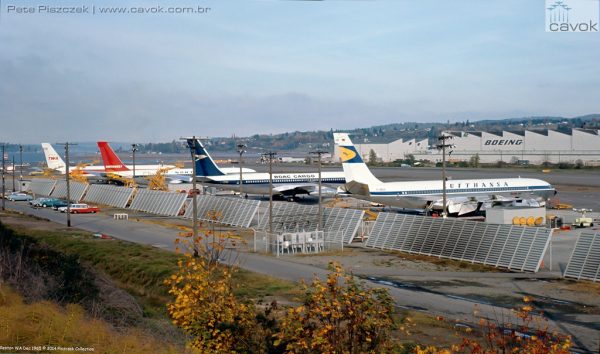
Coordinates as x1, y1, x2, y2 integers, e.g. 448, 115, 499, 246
1, 0, 599, 143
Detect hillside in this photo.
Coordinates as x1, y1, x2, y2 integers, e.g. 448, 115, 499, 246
202, 113, 600, 153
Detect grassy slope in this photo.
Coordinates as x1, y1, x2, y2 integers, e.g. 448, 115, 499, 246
5, 221, 300, 318
0, 285, 183, 353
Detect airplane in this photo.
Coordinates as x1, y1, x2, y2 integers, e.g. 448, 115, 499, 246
97, 141, 256, 183
42, 143, 105, 176
333, 133, 556, 215
185, 138, 346, 198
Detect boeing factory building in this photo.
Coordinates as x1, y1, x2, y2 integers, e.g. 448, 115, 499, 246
333, 128, 600, 165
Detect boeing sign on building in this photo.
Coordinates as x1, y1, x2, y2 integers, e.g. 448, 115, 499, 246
336, 128, 600, 165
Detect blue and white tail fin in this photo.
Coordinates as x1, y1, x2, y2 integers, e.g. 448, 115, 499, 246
41, 143, 66, 172
333, 133, 382, 186
186, 138, 226, 177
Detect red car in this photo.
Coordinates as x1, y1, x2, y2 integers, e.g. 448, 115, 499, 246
58, 203, 100, 214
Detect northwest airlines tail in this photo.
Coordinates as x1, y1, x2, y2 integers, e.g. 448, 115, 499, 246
333, 133, 382, 186
41, 143, 66, 171
97, 141, 129, 172
186, 138, 226, 176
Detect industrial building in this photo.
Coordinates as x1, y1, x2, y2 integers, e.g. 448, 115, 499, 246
331, 137, 429, 163
335, 128, 600, 165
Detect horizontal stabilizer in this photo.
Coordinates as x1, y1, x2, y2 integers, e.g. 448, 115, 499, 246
343, 180, 371, 196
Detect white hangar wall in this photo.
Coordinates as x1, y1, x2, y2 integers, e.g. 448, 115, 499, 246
413, 129, 600, 165
332, 129, 600, 165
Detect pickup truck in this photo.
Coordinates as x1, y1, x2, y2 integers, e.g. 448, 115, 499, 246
58, 203, 100, 214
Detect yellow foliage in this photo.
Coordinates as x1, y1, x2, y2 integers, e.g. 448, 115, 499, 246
274, 261, 397, 353
164, 253, 255, 353
0, 286, 181, 353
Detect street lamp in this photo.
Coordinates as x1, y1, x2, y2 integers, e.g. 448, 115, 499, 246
237, 143, 246, 198
131, 144, 139, 180
310, 149, 327, 230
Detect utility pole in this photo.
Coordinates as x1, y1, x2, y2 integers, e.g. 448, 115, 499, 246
237, 143, 246, 198
11, 156, 15, 192
263, 151, 277, 235
436, 133, 453, 218
58, 142, 77, 227
1, 143, 5, 211
183, 136, 199, 257
310, 149, 327, 230
19, 145, 23, 191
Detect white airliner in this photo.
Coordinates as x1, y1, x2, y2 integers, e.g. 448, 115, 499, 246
333, 133, 556, 215
96, 141, 255, 183
42, 143, 105, 176
186, 138, 346, 197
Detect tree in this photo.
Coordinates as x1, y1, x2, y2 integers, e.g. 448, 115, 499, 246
165, 214, 256, 353
165, 252, 256, 353
469, 154, 480, 168
275, 262, 397, 353
403, 154, 416, 166
368, 149, 378, 166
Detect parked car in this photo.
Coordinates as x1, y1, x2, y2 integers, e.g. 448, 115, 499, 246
36, 198, 67, 208
58, 203, 100, 214
30, 197, 53, 207
6, 192, 33, 202
50, 200, 70, 210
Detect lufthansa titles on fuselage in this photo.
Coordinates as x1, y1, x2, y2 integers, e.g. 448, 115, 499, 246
447, 181, 510, 189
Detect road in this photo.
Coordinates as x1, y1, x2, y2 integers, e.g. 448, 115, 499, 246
3, 201, 598, 352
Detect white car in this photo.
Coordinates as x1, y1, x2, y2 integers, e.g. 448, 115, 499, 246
58, 203, 100, 214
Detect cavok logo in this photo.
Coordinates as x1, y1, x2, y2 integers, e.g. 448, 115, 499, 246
546, 0, 599, 32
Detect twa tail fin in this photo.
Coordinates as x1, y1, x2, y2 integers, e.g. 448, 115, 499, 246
41, 143, 66, 172
97, 141, 129, 172
333, 133, 382, 186
185, 138, 226, 177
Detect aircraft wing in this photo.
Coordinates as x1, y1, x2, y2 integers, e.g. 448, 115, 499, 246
165, 175, 192, 184
272, 184, 337, 197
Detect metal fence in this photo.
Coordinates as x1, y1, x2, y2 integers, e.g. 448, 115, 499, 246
256, 202, 364, 243
253, 230, 344, 256
51, 180, 88, 202
29, 179, 56, 197
183, 195, 260, 228
366, 212, 552, 273
83, 184, 134, 208
563, 232, 600, 282
129, 189, 187, 217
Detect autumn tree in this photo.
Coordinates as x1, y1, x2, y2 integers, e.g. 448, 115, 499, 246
165, 211, 256, 353
274, 262, 397, 354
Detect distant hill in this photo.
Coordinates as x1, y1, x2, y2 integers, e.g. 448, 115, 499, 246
202, 114, 600, 153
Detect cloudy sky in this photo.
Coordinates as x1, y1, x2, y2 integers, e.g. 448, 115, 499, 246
1, 0, 599, 143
